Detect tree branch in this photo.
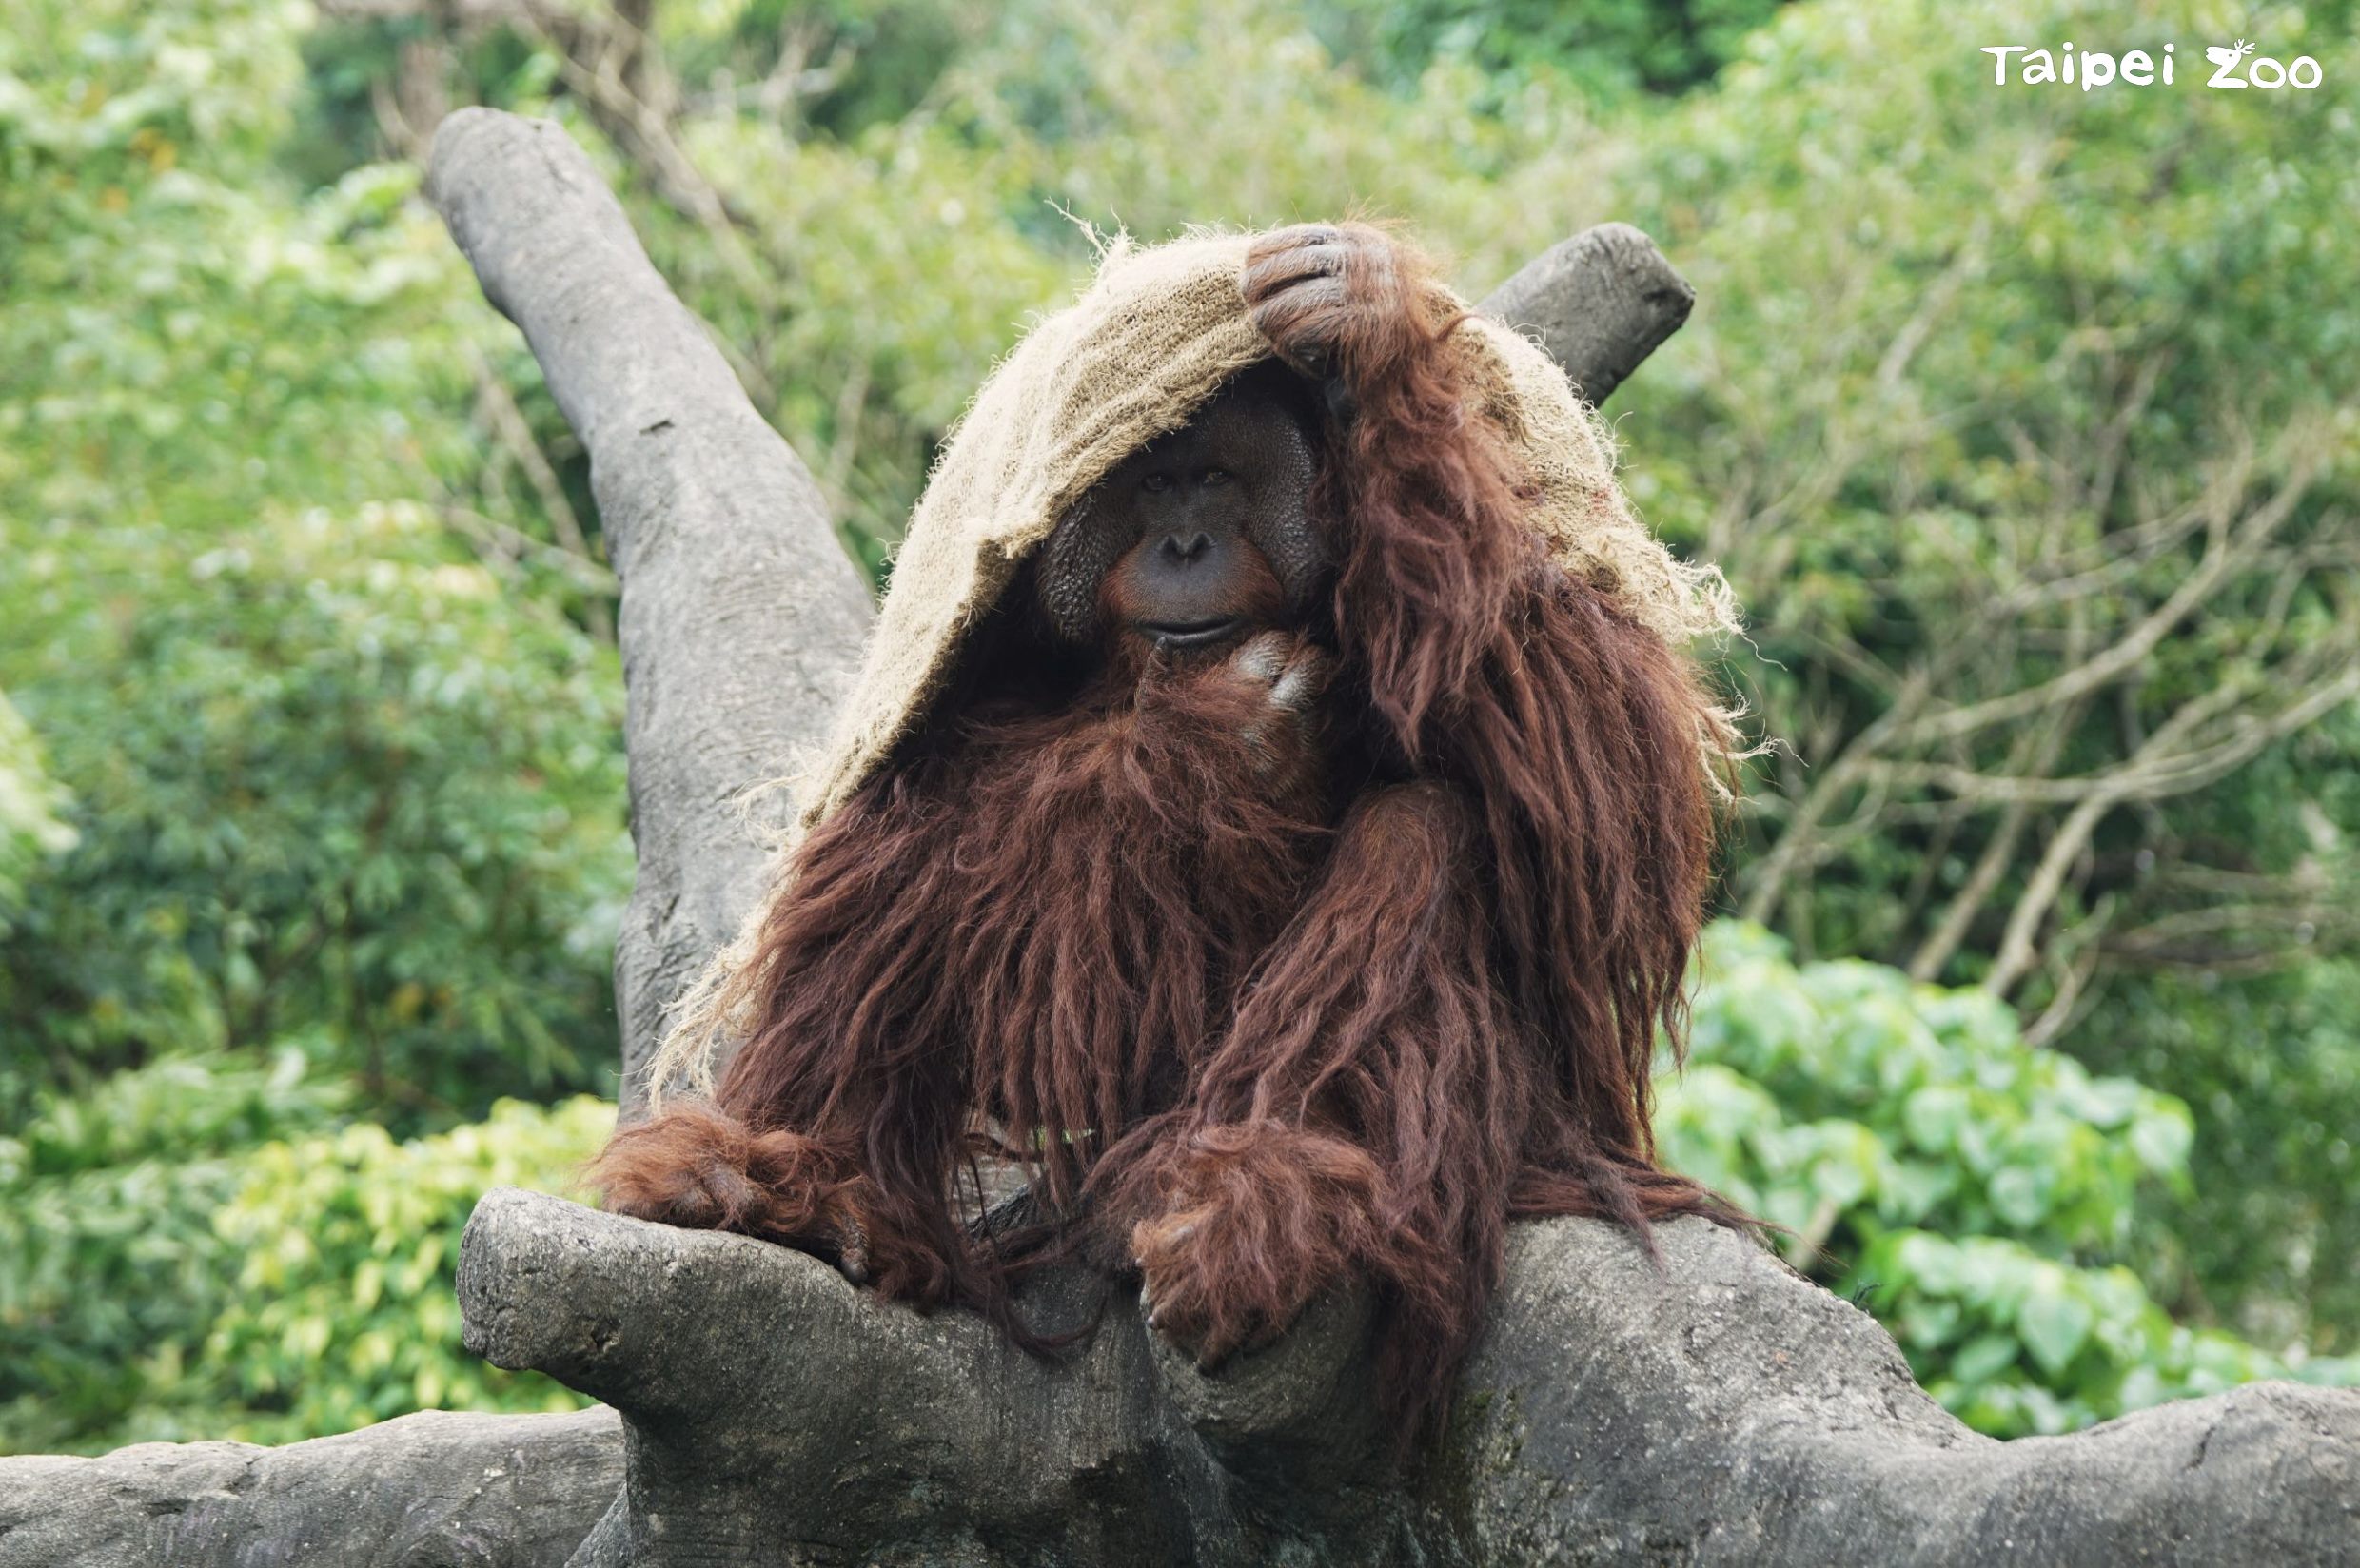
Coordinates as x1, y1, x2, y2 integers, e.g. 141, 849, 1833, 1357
1476, 221, 1694, 404
424, 108, 874, 1105
0, 1408, 620, 1568
451, 1184, 2360, 1566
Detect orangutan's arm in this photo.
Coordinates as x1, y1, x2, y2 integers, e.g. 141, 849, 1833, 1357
1129, 782, 1520, 1369
588, 781, 985, 1300
589, 1098, 890, 1273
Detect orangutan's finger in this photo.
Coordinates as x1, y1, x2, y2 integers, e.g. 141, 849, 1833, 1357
1268, 643, 1328, 712
1242, 239, 1350, 304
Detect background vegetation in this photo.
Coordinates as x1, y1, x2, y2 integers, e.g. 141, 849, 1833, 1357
3, 0, 2353, 1453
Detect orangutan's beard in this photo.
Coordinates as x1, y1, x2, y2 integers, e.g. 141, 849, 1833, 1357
615, 653, 1333, 1290
918, 656, 1333, 1206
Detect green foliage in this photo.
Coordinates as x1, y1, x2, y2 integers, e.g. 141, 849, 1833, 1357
1667, 925, 2357, 1436
1669, 925, 2193, 1258
2084, 961, 2360, 1353
199, 1096, 605, 1445
1320, 0, 1790, 101
0, 0, 628, 1451
1601, 0, 2360, 1352
1860, 1231, 2354, 1438
0, 1076, 601, 1455
1, 500, 631, 1122
0, 1050, 351, 1452
0, 0, 631, 1125
0, 691, 74, 922
2, 1045, 352, 1183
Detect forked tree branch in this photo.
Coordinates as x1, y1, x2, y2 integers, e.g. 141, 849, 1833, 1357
446, 1185, 2359, 1567
426, 108, 875, 1106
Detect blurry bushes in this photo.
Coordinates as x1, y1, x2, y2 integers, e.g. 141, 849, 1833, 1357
0, 1050, 348, 1452
0, 692, 73, 924
1859, 1232, 2354, 1438
1606, 0, 2360, 1354
1321, 0, 1791, 101
1668, 925, 2358, 1436
1669, 924, 2192, 1258
0, 1072, 601, 1454
200, 1096, 604, 1444
0, 0, 630, 1127
0, 501, 630, 1125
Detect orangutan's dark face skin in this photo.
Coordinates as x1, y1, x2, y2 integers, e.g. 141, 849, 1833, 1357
1034, 367, 1327, 657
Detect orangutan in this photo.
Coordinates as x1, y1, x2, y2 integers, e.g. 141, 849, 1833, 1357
589, 223, 1738, 1441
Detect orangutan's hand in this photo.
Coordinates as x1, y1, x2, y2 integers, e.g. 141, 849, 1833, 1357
1129, 1120, 1382, 1370
589, 1102, 878, 1284
1224, 630, 1328, 771
1134, 1210, 1321, 1371
1242, 223, 1405, 384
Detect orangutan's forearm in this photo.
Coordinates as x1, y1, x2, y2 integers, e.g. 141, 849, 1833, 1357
1121, 784, 1516, 1362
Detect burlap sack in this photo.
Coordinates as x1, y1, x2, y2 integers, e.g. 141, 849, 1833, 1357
649, 228, 1740, 1095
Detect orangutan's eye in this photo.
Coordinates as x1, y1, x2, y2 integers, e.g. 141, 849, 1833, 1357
1201, 467, 1229, 487
1141, 472, 1170, 493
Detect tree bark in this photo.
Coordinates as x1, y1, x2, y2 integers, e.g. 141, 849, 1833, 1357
1479, 222, 1695, 406
0, 1408, 620, 1568
425, 108, 874, 1109
453, 1186, 2360, 1566
5, 108, 2353, 1566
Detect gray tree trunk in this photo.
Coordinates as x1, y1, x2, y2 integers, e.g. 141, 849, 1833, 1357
3, 108, 2353, 1567
427, 108, 875, 1110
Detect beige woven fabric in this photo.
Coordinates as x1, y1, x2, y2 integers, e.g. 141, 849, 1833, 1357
647, 228, 1740, 1097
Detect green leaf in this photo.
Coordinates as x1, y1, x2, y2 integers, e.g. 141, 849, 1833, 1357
1986, 1166, 2050, 1230
2127, 1108, 2193, 1179
1901, 1086, 1970, 1152
2016, 1283, 2096, 1378
1950, 1332, 2020, 1384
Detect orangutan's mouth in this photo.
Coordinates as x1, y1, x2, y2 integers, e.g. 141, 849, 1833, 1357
1139, 617, 1242, 650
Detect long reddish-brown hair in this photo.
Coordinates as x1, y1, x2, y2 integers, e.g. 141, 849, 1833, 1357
1296, 230, 1728, 1225
593, 225, 1738, 1445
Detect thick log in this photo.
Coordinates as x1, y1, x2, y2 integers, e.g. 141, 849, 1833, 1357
454, 1186, 2360, 1566
0, 1407, 620, 1568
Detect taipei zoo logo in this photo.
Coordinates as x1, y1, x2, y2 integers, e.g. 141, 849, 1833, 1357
1980, 39, 2325, 90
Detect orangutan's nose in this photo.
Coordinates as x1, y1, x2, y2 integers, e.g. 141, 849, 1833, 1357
1158, 530, 1213, 566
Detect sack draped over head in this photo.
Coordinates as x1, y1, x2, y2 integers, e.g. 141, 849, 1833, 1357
649, 227, 1740, 1097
